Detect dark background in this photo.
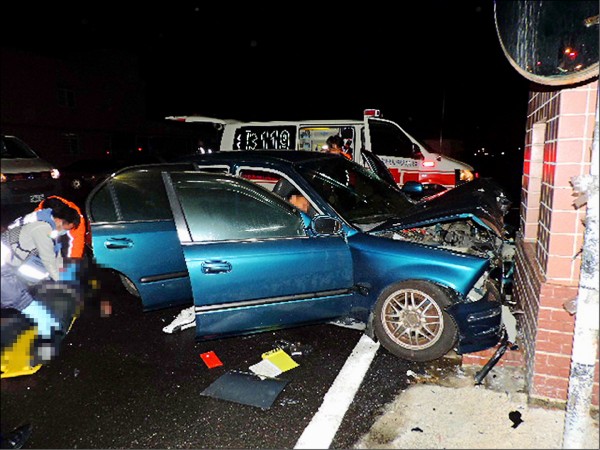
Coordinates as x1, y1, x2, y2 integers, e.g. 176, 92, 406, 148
1, 0, 531, 201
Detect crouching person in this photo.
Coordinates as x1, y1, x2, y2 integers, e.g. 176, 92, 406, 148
1, 234, 83, 376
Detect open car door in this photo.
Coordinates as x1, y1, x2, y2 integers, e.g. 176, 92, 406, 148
162, 171, 356, 340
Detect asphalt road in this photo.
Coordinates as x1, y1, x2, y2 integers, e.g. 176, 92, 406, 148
1, 268, 429, 449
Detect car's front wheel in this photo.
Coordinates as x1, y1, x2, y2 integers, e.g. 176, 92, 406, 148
373, 280, 458, 362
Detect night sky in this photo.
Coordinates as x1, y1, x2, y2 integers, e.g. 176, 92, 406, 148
2, 1, 531, 194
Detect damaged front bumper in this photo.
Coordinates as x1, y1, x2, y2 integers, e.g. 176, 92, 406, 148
448, 282, 518, 355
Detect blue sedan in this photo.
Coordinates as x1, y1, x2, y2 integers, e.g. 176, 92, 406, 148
86, 151, 514, 362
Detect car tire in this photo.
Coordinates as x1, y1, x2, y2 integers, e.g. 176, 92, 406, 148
373, 280, 458, 362
119, 274, 140, 298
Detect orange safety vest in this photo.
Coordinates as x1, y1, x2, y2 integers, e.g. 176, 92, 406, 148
35, 196, 86, 258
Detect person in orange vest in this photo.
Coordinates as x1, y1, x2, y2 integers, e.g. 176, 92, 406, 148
325, 135, 352, 160
34, 196, 86, 259
34, 196, 112, 316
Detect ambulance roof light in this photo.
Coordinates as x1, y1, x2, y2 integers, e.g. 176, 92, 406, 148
363, 109, 381, 118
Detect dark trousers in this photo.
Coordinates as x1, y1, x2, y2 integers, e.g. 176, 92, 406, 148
1, 265, 35, 311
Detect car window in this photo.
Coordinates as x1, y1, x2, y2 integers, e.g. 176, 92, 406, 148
297, 126, 355, 153
89, 185, 118, 222
171, 173, 306, 242
296, 157, 413, 225
238, 169, 280, 191
368, 119, 415, 158
89, 169, 173, 222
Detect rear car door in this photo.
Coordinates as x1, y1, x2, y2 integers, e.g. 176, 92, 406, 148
87, 165, 195, 310
163, 171, 355, 340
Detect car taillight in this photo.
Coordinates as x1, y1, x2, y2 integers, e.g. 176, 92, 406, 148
422, 161, 436, 168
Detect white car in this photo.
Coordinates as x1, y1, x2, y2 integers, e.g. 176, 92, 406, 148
1, 135, 61, 224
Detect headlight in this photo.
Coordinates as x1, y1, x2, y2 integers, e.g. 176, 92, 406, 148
51, 168, 61, 179
466, 271, 490, 302
0, 173, 6, 183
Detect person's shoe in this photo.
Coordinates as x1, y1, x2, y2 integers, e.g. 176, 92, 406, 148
162, 306, 195, 334
1, 423, 33, 449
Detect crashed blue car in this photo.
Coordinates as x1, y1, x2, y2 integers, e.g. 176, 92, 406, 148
86, 151, 515, 362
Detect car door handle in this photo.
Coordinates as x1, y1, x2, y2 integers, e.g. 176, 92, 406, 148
201, 260, 232, 274
104, 238, 134, 249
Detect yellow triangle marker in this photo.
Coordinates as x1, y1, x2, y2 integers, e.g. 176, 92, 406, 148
261, 348, 299, 372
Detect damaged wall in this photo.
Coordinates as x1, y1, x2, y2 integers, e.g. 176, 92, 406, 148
463, 80, 599, 408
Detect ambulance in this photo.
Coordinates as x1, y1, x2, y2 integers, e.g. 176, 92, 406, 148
166, 109, 477, 188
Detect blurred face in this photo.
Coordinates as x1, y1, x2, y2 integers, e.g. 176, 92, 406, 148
327, 143, 343, 154
54, 218, 75, 234
289, 194, 310, 213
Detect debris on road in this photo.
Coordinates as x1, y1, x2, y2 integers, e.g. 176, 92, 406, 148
200, 370, 289, 409
200, 351, 223, 369
328, 317, 366, 330
162, 306, 195, 334
272, 339, 313, 357
249, 346, 299, 379
249, 359, 282, 379
261, 348, 298, 372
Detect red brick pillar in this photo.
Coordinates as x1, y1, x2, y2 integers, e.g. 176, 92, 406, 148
463, 80, 599, 408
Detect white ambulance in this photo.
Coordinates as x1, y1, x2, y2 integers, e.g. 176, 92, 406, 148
166, 109, 477, 188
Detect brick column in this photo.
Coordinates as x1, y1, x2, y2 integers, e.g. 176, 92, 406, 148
464, 80, 599, 408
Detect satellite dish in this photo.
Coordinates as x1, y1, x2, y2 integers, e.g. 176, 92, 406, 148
494, 0, 599, 86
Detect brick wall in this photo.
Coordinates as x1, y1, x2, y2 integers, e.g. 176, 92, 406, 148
464, 80, 599, 408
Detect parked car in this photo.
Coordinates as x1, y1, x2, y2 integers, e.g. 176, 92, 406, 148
85, 151, 515, 362
1, 135, 62, 225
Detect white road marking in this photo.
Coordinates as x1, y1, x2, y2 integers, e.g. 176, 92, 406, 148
294, 333, 380, 449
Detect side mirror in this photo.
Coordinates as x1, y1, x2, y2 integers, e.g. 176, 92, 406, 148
311, 215, 343, 236
402, 181, 424, 194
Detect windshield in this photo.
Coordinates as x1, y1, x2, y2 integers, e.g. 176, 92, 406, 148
295, 157, 413, 227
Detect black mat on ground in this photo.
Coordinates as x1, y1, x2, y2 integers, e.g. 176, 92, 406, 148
200, 370, 289, 409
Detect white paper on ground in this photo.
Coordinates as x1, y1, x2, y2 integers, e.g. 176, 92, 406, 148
249, 359, 282, 379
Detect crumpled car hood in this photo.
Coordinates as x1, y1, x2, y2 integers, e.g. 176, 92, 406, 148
372, 178, 512, 237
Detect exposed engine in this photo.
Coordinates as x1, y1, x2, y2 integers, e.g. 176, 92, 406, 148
382, 220, 511, 267
381, 219, 516, 305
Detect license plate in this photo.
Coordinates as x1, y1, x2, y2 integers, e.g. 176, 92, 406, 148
30, 194, 45, 203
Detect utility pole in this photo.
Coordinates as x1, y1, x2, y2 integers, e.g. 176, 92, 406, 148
562, 90, 599, 449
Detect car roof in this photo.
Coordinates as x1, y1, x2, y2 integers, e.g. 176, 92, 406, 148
177, 150, 338, 165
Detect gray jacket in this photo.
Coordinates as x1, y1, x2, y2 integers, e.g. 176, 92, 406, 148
7, 221, 62, 281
